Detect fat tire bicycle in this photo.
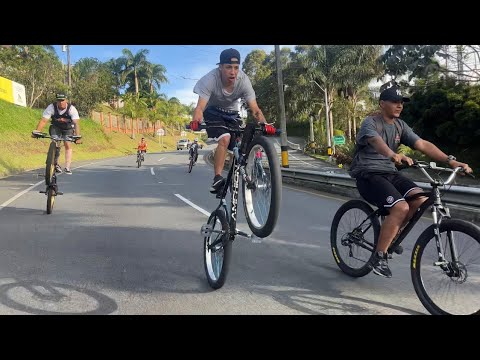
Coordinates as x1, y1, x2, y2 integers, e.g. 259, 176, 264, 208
198, 122, 282, 289
32, 131, 81, 214
330, 160, 479, 315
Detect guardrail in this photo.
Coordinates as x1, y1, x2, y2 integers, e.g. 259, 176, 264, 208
205, 148, 480, 222
282, 168, 480, 223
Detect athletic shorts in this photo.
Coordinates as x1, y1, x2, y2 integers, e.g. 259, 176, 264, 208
355, 172, 421, 209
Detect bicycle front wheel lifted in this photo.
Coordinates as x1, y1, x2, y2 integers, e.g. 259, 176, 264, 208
411, 219, 480, 315
203, 209, 231, 289
242, 135, 282, 238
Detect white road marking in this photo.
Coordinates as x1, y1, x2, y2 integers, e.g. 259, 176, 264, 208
0, 180, 44, 210
150, 168, 155, 175
174, 193, 210, 216
157, 157, 165, 162
0, 159, 109, 210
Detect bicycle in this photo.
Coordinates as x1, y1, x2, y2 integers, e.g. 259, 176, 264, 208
197, 121, 282, 289
32, 131, 81, 214
188, 145, 198, 173
136, 150, 145, 168
330, 160, 479, 315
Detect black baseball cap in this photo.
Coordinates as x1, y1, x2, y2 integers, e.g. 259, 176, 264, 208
217, 48, 241, 65
379, 86, 410, 103
56, 93, 68, 100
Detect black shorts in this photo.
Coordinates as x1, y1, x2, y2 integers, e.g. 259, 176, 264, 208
49, 124, 74, 137
204, 106, 241, 151
356, 172, 421, 209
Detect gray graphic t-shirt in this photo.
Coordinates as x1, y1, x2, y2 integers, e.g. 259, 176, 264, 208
348, 115, 421, 178
193, 68, 256, 111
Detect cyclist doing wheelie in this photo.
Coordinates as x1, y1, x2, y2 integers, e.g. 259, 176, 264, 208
189, 138, 199, 164
349, 82, 472, 278
32, 92, 82, 175
190, 48, 267, 194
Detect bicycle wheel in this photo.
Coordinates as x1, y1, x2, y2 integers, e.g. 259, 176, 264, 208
203, 209, 231, 289
411, 219, 480, 315
137, 157, 141, 168
45, 142, 56, 186
242, 135, 282, 238
188, 158, 193, 173
330, 200, 380, 277
46, 187, 55, 214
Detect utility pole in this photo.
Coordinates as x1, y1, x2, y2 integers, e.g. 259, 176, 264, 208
310, 80, 332, 161
275, 45, 289, 168
67, 45, 71, 87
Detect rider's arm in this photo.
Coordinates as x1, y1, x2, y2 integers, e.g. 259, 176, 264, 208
414, 139, 472, 172
34, 104, 54, 132
367, 136, 397, 159
192, 97, 208, 123
246, 99, 266, 123
73, 119, 81, 136
70, 106, 81, 136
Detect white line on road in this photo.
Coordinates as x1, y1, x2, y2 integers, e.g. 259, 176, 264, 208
150, 167, 155, 175
157, 157, 165, 162
0, 159, 109, 210
173, 193, 323, 249
174, 193, 211, 216
0, 180, 44, 210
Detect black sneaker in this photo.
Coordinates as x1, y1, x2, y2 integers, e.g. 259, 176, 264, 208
371, 251, 392, 278
64, 168, 72, 175
209, 175, 225, 194
54, 164, 63, 174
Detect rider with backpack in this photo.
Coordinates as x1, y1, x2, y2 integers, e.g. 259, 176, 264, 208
32, 93, 81, 175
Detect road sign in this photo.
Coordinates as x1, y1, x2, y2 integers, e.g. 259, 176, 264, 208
180, 130, 186, 137
333, 135, 345, 145
157, 128, 165, 136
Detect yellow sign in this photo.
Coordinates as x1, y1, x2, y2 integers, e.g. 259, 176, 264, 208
0, 76, 26, 107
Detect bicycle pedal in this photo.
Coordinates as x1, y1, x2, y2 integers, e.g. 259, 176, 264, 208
201, 224, 213, 236
39, 190, 46, 194
57, 192, 64, 195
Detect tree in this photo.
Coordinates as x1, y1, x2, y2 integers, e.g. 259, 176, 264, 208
120, 48, 149, 95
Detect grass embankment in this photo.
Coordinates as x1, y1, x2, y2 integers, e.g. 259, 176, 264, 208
0, 99, 197, 177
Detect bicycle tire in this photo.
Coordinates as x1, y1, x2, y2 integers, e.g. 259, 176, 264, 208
45, 142, 56, 186
411, 219, 480, 315
204, 209, 231, 289
330, 200, 380, 277
188, 158, 193, 173
242, 135, 282, 238
46, 187, 55, 214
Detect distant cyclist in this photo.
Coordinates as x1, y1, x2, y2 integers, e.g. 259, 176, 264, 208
189, 138, 199, 164
137, 137, 148, 161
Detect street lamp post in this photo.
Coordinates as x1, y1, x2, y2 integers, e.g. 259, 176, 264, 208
310, 80, 332, 160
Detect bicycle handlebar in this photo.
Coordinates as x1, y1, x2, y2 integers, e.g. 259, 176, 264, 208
186, 122, 281, 136
32, 131, 81, 143
399, 160, 475, 184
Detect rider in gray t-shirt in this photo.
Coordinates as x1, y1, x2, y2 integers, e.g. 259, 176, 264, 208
349, 83, 472, 279
190, 48, 267, 194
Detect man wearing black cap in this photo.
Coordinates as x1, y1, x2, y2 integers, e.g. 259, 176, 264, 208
190, 48, 267, 194
349, 83, 472, 278
32, 93, 82, 175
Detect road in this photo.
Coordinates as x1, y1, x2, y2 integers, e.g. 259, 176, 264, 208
0, 147, 440, 314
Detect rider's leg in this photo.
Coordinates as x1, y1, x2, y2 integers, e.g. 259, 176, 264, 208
377, 201, 409, 253
391, 174, 427, 229
356, 173, 410, 253
49, 125, 61, 165
214, 134, 230, 177
64, 141, 73, 169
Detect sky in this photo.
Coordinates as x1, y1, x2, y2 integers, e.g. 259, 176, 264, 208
54, 45, 293, 107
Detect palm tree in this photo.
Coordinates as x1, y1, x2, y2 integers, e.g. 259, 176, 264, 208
141, 63, 168, 94
120, 48, 149, 95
